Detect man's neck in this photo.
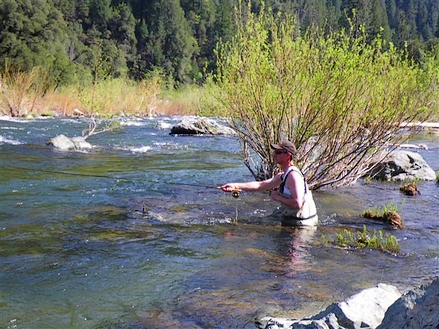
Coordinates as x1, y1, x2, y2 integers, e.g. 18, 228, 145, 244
280, 161, 293, 172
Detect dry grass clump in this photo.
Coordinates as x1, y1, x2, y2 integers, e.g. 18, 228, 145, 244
1, 67, 223, 117
399, 181, 421, 196
1, 65, 51, 116
362, 202, 404, 228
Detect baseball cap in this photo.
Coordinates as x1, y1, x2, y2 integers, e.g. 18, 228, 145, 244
271, 140, 297, 156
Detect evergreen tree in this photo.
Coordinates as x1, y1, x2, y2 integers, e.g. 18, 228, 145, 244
145, 0, 198, 82
181, 0, 217, 81
0, 0, 76, 85
109, 3, 137, 69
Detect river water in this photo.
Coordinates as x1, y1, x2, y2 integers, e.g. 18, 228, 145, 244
1, 116, 438, 329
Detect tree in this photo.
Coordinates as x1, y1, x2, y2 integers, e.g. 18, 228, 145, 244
180, 0, 217, 81
108, 3, 137, 69
0, 0, 76, 85
216, 3, 437, 189
145, 0, 198, 82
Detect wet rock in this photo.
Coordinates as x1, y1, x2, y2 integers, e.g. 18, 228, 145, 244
258, 278, 439, 329
73, 108, 85, 116
257, 283, 401, 329
169, 118, 235, 135
47, 134, 92, 150
369, 150, 436, 181
377, 277, 439, 329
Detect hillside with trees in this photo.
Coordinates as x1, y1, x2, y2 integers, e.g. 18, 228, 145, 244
1, 0, 438, 86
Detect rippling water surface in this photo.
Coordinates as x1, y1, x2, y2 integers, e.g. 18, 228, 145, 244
1, 116, 438, 328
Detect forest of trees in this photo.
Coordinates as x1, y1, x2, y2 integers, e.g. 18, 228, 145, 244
1, 0, 438, 86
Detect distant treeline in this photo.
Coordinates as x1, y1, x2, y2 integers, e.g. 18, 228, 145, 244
1, 0, 438, 86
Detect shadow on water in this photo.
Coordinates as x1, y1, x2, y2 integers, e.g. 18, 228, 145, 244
1, 117, 438, 328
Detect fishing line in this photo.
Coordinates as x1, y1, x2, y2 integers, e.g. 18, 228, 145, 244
5, 166, 241, 197
5, 165, 126, 180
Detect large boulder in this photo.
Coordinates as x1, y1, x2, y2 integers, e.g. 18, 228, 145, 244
47, 134, 93, 150
369, 150, 436, 181
169, 118, 235, 135
377, 277, 439, 329
257, 283, 401, 329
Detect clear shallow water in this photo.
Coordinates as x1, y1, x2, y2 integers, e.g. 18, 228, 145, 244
0, 116, 438, 329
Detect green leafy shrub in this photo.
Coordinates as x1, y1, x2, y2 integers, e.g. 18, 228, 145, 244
330, 225, 401, 254
215, 2, 438, 188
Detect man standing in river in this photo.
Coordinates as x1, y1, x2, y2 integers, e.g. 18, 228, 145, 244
220, 141, 318, 226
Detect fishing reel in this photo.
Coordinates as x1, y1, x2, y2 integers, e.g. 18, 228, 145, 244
232, 189, 240, 198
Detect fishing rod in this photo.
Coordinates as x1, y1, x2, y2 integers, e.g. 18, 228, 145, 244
6, 166, 241, 197
5, 166, 125, 180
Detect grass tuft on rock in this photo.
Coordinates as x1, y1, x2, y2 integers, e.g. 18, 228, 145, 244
362, 202, 404, 228
326, 225, 401, 254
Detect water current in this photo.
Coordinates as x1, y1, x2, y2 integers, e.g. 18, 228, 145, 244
1, 116, 438, 329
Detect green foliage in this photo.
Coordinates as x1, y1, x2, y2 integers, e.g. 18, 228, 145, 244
1, 0, 438, 87
67, 76, 164, 116
0, 0, 77, 85
328, 225, 401, 254
363, 202, 399, 218
215, 2, 438, 188
336, 225, 401, 253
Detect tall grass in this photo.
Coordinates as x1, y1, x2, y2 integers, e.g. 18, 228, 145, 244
0, 65, 52, 117
1, 68, 222, 117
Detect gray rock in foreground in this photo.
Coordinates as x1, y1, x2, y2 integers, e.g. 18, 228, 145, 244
257, 284, 401, 329
377, 277, 439, 329
258, 277, 439, 329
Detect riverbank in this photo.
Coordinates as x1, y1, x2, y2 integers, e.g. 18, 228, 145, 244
401, 122, 439, 131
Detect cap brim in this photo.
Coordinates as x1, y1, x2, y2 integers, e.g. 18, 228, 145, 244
271, 143, 283, 150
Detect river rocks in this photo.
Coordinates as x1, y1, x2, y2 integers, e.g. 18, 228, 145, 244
169, 118, 235, 135
257, 283, 401, 329
369, 150, 436, 181
47, 134, 93, 150
258, 278, 439, 329
377, 277, 439, 329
